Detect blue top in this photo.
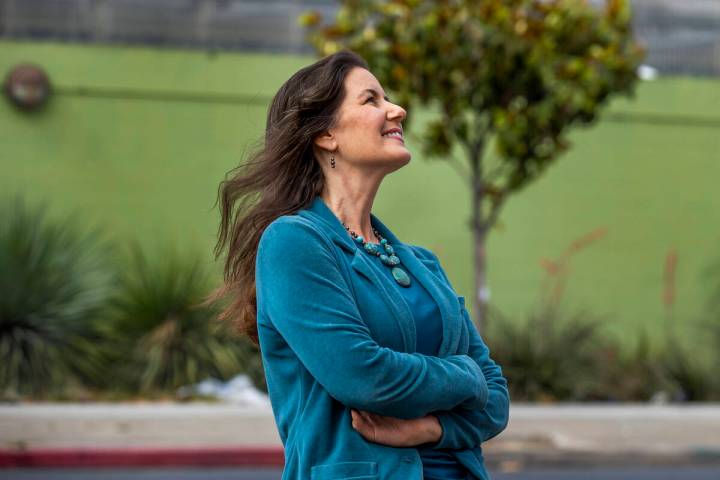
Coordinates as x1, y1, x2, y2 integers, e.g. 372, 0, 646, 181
255, 195, 510, 480
366, 241, 469, 480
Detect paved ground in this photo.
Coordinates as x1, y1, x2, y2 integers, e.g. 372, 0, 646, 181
1, 466, 720, 480
1, 402, 720, 470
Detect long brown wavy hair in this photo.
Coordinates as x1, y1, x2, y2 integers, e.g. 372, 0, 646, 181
208, 51, 369, 346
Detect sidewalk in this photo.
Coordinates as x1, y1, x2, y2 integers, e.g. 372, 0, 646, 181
1, 403, 719, 468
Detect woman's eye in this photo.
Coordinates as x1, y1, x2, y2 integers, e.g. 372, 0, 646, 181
365, 96, 376, 104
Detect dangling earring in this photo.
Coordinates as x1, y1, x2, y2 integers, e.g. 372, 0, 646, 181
330, 155, 336, 169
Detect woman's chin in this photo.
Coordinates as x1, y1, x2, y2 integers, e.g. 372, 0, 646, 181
387, 153, 411, 171
387, 144, 411, 160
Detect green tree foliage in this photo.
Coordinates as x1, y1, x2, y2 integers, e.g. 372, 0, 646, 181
0, 197, 114, 398
301, 0, 645, 328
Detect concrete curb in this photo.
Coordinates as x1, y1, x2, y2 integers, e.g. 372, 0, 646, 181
0, 446, 284, 468
2, 403, 719, 468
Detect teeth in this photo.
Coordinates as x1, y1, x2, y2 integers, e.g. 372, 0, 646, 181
383, 131, 402, 138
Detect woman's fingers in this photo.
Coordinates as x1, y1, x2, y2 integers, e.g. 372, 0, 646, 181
351, 409, 429, 447
350, 409, 362, 429
358, 410, 379, 427
351, 409, 375, 442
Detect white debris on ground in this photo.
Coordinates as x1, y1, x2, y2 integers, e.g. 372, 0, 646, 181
177, 374, 271, 407
638, 64, 659, 81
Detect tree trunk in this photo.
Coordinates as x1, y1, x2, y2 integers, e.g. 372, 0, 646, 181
473, 232, 488, 333
469, 138, 488, 332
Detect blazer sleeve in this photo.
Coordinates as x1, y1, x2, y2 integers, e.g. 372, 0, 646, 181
411, 246, 510, 450
255, 218, 488, 420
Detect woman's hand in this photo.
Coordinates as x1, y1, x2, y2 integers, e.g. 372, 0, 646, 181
350, 409, 442, 447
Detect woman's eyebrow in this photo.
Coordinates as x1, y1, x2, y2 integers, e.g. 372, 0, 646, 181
357, 88, 390, 102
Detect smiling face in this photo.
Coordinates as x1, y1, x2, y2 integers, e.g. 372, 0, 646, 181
314, 67, 411, 171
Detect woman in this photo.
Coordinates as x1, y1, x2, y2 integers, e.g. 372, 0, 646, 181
213, 51, 509, 480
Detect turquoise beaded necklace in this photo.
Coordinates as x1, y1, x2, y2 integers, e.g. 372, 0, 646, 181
342, 222, 412, 288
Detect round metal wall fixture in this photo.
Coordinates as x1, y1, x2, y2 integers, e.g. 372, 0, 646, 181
3, 64, 53, 111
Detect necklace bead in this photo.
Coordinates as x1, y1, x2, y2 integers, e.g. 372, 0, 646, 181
342, 222, 411, 287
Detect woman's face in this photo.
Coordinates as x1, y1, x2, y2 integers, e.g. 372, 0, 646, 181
321, 67, 410, 170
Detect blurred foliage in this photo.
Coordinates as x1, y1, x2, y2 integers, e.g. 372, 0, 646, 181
486, 304, 720, 402
591, 329, 667, 402
302, 0, 645, 322
486, 304, 609, 401
99, 244, 265, 394
4, 193, 717, 402
302, 0, 645, 193
0, 197, 114, 398
658, 340, 717, 402
485, 234, 720, 402
538, 226, 607, 308
0, 195, 266, 401
658, 255, 720, 402
653, 251, 719, 401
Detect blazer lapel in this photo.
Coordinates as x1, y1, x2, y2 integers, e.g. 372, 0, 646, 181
349, 250, 416, 352
298, 195, 462, 356
297, 196, 416, 352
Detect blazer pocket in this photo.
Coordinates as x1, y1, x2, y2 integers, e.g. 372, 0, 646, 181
310, 460, 379, 480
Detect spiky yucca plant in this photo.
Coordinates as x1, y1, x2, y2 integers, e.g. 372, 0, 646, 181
103, 245, 261, 394
0, 197, 113, 398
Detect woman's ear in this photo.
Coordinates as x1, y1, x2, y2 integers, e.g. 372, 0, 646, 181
313, 130, 337, 153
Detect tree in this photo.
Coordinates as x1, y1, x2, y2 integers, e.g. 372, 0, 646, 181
301, 0, 645, 330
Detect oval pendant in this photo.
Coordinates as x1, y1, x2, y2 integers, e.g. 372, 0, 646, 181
391, 267, 411, 287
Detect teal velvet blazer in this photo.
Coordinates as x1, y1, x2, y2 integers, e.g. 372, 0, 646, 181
255, 195, 509, 480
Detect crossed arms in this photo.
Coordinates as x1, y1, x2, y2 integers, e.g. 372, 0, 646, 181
256, 219, 509, 450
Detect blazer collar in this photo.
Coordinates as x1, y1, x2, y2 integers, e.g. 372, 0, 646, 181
299, 195, 463, 356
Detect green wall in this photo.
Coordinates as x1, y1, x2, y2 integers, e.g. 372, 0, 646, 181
2, 40, 719, 348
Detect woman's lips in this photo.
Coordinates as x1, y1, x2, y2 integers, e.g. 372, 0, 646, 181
382, 133, 404, 143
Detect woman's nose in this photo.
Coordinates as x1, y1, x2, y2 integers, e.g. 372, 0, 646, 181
387, 103, 406, 121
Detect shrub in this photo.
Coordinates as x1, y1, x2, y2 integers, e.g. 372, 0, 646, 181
591, 329, 668, 402
0, 197, 113, 398
657, 321, 718, 402
659, 345, 717, 401
651, 251, 720, 402
99, 244, 264, 395
486, 304, 609, 401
